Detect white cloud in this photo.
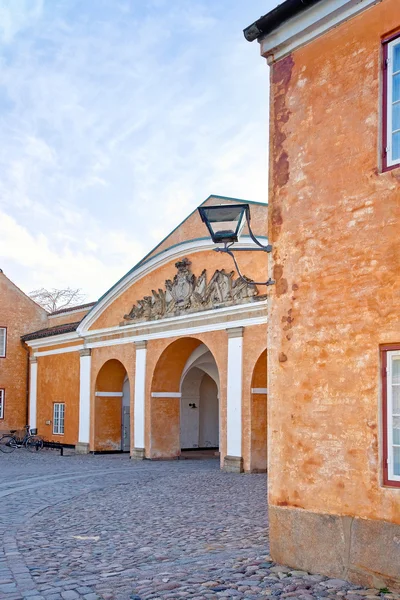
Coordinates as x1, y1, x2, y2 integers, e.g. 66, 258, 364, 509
0, 0, 43, 44
0, 0, 273, 299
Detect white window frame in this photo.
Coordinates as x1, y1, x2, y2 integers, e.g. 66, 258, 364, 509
53, 402, 65, 435
386, 350, 400, 483
386, 37, 400, 168
0, 328, 6, 358
0, 389, 4, 419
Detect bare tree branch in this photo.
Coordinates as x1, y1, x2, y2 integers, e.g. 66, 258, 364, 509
29, 288, 86, 313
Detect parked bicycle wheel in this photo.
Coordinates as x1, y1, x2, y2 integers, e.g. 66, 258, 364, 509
0, 435, 17, 453
25, 436, 44, 452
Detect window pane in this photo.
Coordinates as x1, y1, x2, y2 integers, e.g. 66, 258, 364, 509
394, 446, 400, 476
393, 102, 400, 132
392, 131, 400, 161
392, 358, 400, 384
394, 43, 400, 73
393, 73, 400, 103
0, 329, 5, 357
393, 416, 400, 445
393, 385, 400, 414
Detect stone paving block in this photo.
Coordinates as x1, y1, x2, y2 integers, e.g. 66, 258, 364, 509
60, 592, 80, 600
0, 582, 18, 592
0, 454, 388, 600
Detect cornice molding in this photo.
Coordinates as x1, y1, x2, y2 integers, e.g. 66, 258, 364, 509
77, 236, 268, 335
259, 0, 380, 63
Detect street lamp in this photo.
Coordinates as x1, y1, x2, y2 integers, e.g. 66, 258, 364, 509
198, 204, 274, 286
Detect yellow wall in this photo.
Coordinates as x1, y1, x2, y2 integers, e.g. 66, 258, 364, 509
268, 0, 400, 523
36, 351, 80, 444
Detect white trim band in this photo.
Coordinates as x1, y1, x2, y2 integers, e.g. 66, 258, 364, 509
151, 392, 181, 398
95, 392, 123, 397
28, 314, 267, 357
251, 388, 268, 394
88, 315, 267, 351
34, 345, 84, 357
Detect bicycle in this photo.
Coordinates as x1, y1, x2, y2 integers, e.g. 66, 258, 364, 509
0, 425, 44, 453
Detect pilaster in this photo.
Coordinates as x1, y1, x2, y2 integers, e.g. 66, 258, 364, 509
77, 348, 91, 454
132, 340, 147, 460
224, 326, 244, 473
29, 356, 38, 430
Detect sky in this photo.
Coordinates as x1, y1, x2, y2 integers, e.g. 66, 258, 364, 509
0, 0, 279, 301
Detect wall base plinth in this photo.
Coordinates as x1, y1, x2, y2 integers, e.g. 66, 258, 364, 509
75, 442, 90, 455
223, 455, 243, 473
269, 506, 400, 591
131, 448, 145, 460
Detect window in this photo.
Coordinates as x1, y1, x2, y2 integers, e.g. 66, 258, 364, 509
382, 348, 400, 486
383, 35, 400, 170
0, 390, 4, 419
53, 403, 65, 435
0, 328, 6, 358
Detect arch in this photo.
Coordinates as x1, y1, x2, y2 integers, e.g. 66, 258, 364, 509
149, 337, 220, 459
250, 348, 268, 472
94, 359, 130, 452
181, 344, 220, 391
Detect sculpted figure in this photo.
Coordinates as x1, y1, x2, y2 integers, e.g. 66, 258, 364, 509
192, 269, 207, 310
206, 269, 234, 305
232, 278, 258, 302
122, 256, 262, 323
151, 288, 166, 319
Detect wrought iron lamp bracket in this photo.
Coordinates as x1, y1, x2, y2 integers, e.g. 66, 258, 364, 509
215, 242, 275, 287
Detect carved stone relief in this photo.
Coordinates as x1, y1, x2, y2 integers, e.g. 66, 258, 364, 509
122, 258, 266, 324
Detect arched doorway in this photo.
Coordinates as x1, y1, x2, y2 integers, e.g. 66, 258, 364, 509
149, 338, 220, 459
250, 348, 268, 472
94, 359, 130, 452
180, 344, 220, 450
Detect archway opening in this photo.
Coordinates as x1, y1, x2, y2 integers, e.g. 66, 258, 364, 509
250, 348, 268, 472
94, 359, 130, 452
149, 338, 220, 459
180, 345, 220, 451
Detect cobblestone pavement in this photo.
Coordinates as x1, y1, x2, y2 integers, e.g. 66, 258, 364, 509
0, 451, 396, 600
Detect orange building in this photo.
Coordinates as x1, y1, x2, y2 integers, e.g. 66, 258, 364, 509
21, 196, 269, 473
245, 0, 400, 589
0, 270, 47, 432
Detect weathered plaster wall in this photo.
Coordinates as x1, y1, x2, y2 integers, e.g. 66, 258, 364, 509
0, 272, 47, 431
36, 352, 80, 444
268, 0, 400, 529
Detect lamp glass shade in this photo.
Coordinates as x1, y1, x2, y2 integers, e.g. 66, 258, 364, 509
198, 204, 248, 244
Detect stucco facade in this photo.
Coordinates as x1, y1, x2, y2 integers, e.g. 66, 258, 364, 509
22, 196, 269, 473
0, 270, 47, 432
247, 0, 400, 589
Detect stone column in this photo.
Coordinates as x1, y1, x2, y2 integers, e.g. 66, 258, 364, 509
29, 356, 38, 430
76, 348, 91, 454
224, 327, 244, 473
132, 341, 147, 460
